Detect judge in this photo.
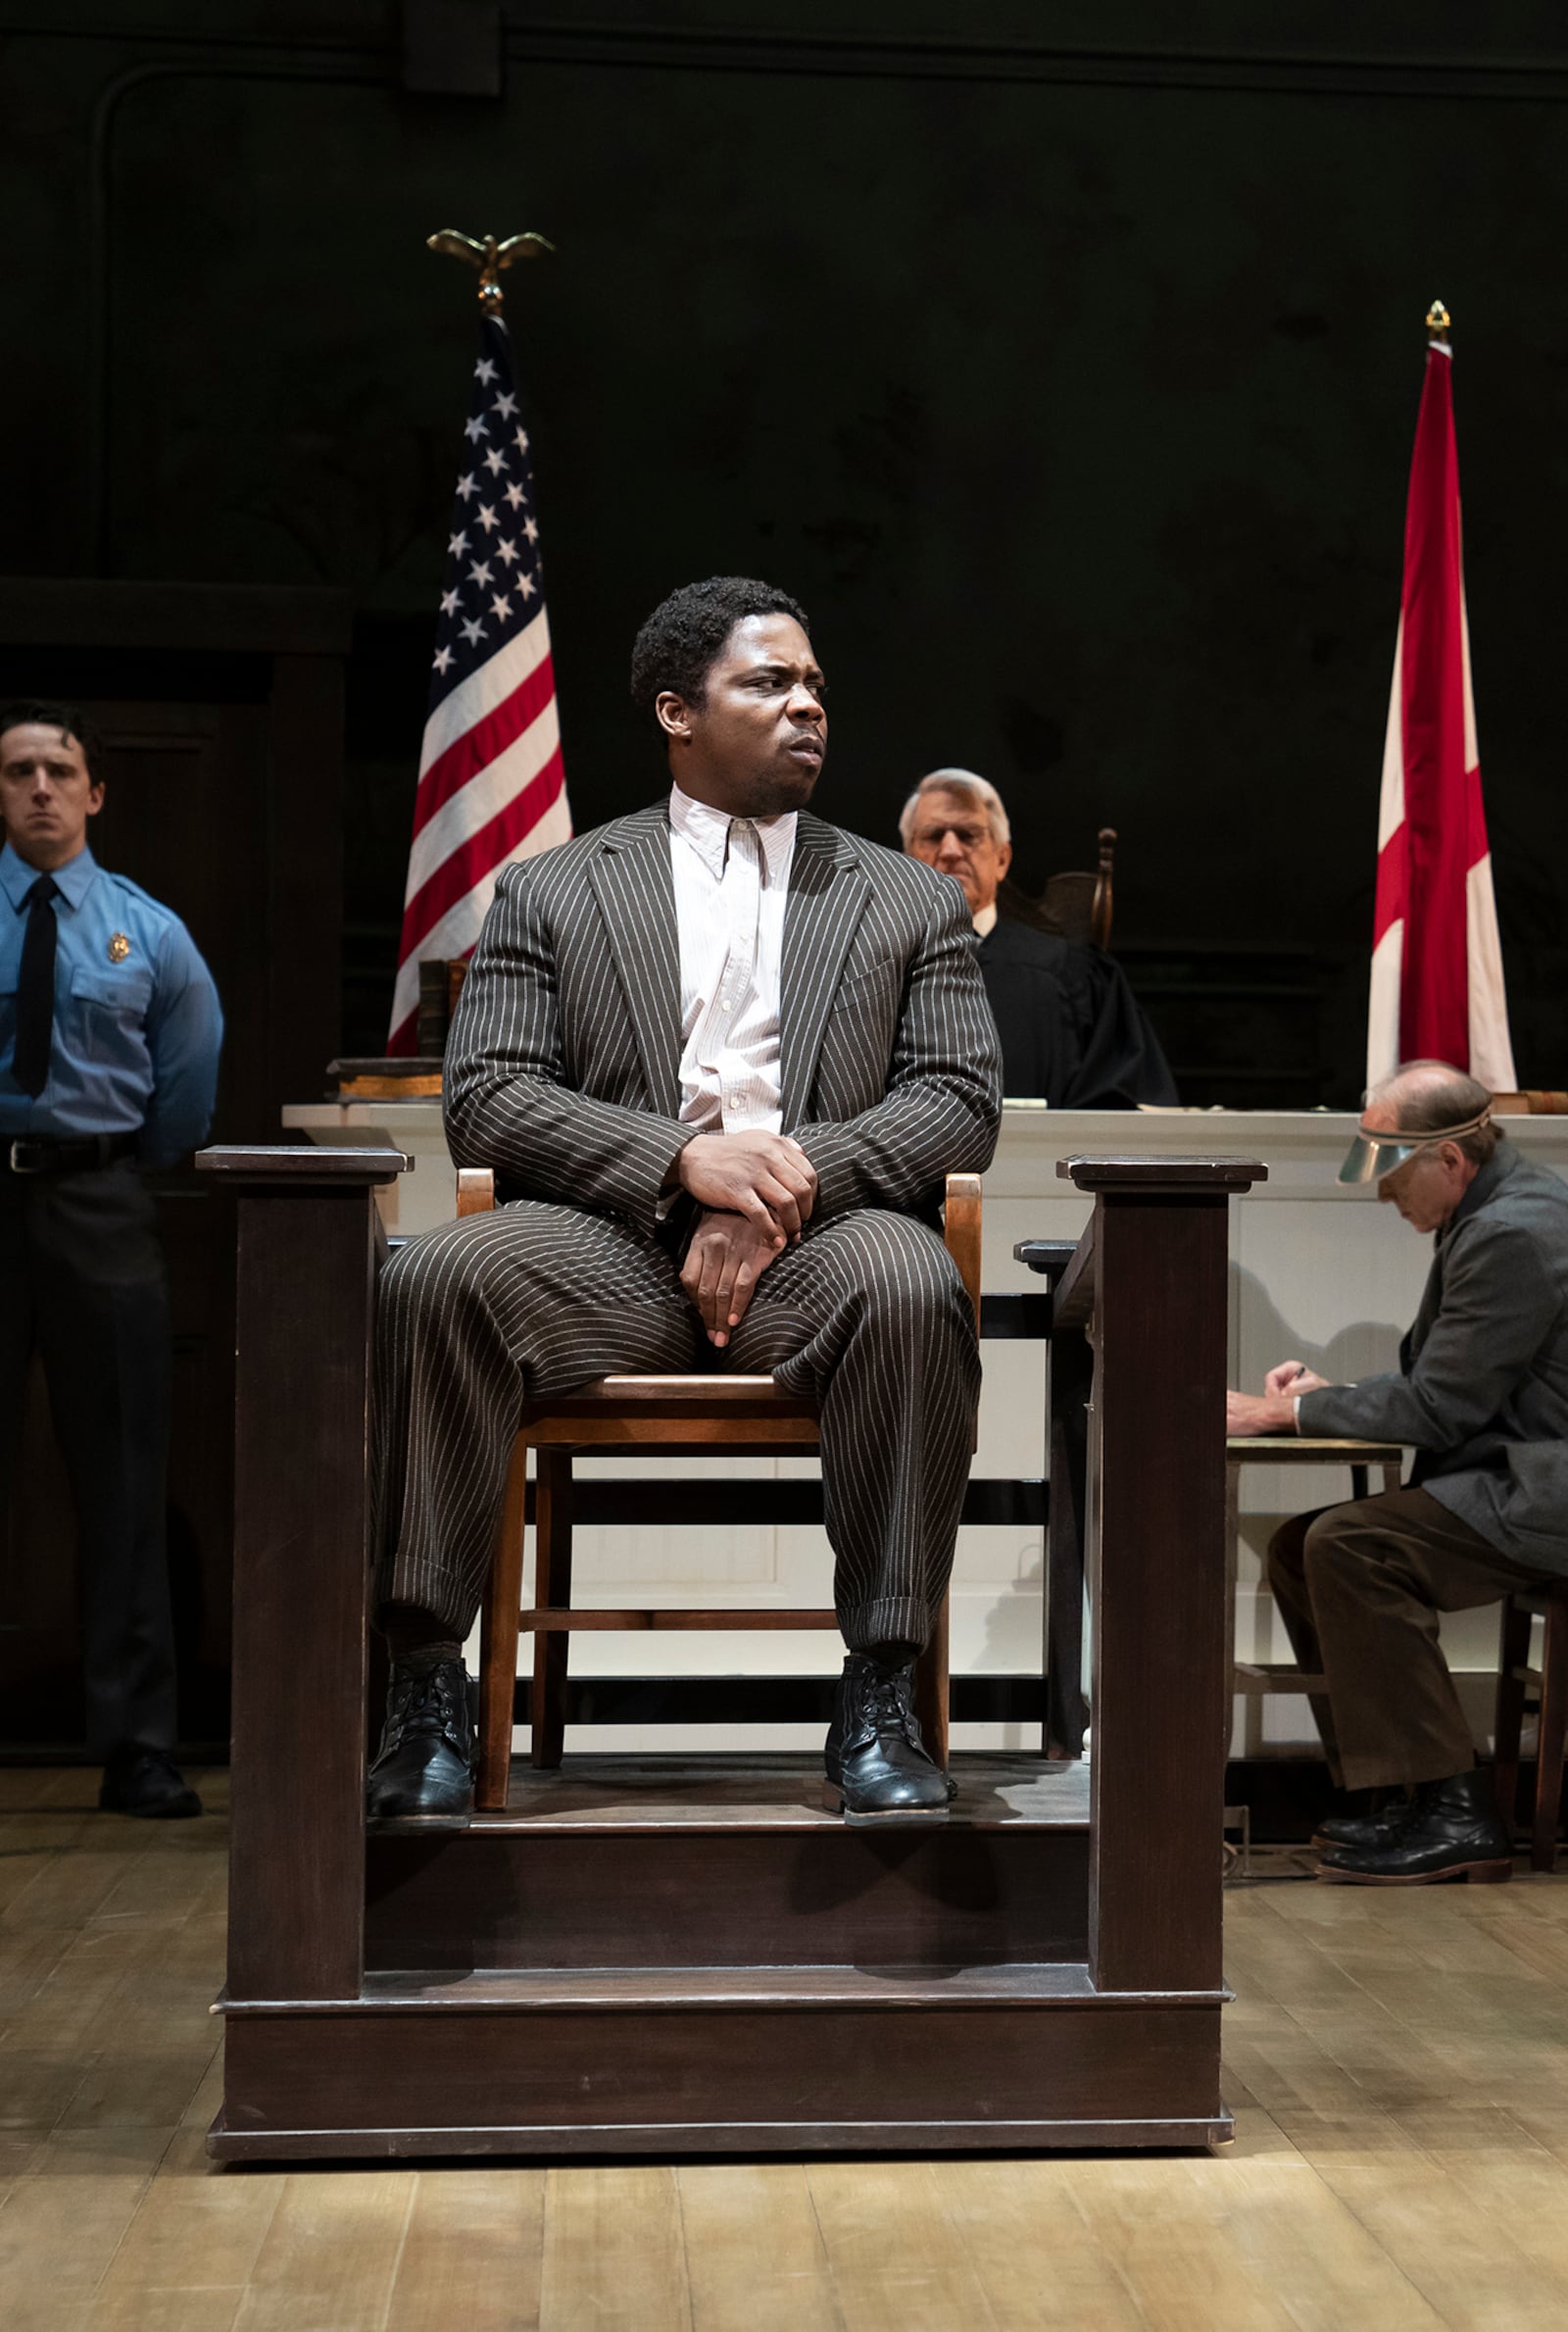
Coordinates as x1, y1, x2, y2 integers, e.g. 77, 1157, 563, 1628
899, 769, 1176, 1108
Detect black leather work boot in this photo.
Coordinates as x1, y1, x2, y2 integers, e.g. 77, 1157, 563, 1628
1312, 1793, 1415, 1852
1316, 1765, 1512, 1885
822, 1654, 950, 1828
367, 1656, 474, 1825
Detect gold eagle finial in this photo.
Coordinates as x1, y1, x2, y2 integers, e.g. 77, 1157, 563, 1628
426, 228, 555, 309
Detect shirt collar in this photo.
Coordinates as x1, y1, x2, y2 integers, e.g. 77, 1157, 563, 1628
972, 901, 999, 937
1, 839, 98, 911
668, 783, 796, 888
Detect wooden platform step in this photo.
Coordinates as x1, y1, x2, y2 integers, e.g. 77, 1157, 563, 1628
229, 1960, 1124, 2012
359, 1960, 1109, 2009
458, 1751, 1092, 1831
214, 1954, 1228, 2159
365, 1755, 1092, 1973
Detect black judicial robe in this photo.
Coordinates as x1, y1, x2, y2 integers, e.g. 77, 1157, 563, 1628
976, 915, 1178, 1108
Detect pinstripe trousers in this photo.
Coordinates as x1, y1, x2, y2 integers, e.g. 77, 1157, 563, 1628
371, 1200, 980, 1654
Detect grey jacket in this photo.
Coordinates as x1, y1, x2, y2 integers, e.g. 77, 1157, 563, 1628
1299, 1140, 1568, 1573
444, 799, 1003, 1240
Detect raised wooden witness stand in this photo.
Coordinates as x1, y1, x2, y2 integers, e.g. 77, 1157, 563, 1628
198, 1144, 1263, 2160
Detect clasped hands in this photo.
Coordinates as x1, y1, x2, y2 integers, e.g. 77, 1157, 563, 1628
672, 1129, 817, 1347
1226, 1359, 1331, 1437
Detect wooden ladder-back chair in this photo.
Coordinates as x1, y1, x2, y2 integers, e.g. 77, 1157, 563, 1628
462, 1169, 984, 1810
1493, 1581, 1568, 1872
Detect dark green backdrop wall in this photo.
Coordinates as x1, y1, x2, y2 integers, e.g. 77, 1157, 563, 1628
6, 1, 1568, 1102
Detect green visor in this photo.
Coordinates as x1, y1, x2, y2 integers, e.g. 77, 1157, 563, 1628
1337, 1108, 1493, 1185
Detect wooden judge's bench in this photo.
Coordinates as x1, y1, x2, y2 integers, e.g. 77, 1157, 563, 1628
196, 1141, 1264, 2159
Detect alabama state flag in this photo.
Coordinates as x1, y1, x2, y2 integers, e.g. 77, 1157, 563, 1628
1367, 313, 1515, 1092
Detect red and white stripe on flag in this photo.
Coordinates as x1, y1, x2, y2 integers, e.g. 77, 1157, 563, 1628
388, 312, 571, 1054
1367, 336, 1514, 1093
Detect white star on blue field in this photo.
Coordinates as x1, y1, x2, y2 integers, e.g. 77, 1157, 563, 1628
428, 315, 547, 691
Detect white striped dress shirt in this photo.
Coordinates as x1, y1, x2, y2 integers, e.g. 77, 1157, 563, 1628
667, 782, 796, 1134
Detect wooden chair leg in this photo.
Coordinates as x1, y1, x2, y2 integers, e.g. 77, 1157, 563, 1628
913, 1592, 951, 1771
1532, 1601, 1567, 1874
476, 1438, 529, 1811
1223, 1464, 1241, 1756
1044, 1324, 1091, 1758
531, 1448, 575, 1770
1493, 1593, 1532, 1837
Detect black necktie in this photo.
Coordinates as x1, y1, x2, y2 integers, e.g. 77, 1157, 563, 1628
13, 872, 59, 1097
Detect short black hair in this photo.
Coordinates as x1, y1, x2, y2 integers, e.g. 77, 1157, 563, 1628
629, 575, 810, 722
0, 698, 104, 782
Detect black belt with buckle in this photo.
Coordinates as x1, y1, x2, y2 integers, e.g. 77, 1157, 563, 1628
5, 1132, 140, 1177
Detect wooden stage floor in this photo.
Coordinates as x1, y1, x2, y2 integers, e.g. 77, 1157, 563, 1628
3, 1761, 1568, 2330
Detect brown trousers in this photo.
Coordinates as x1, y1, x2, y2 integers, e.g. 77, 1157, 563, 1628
1267, 1485, 1557, 1792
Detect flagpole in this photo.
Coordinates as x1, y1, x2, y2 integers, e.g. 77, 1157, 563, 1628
1425, 298, 1450, 348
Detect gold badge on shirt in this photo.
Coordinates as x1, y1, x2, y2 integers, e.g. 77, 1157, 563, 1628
107, 932, 131, 963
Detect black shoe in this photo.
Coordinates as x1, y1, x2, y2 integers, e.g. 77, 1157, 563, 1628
367, 1657, 474, 1825
1317, 1766, 1512, 1885
98, 1744, 202, 1819
822, 1655, 949, 1828
1313, 1793, 1415, 1852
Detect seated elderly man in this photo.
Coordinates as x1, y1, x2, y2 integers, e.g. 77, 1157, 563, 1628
1228, 1061, 1568, 1884
899, 769, 1176, 1107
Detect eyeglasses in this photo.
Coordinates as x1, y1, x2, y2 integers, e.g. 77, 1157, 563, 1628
914, 825, 990, 850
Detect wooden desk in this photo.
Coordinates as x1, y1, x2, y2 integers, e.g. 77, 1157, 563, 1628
1224, 1436, 1403, 1712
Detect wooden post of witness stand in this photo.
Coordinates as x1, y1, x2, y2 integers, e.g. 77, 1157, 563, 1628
1049, 1156, 1267, 1997
194, 1146, 412, 2018
201, 1144, 1261, 2160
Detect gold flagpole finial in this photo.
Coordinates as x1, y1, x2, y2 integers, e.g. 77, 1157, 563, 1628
426, 228, 556, 311
1426, 299, 1451, 344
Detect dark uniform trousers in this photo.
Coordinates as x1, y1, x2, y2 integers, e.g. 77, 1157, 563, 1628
0, 1159, 176, 1753
372, 1198, 981, 1656
1267, 1484, 1559, 1793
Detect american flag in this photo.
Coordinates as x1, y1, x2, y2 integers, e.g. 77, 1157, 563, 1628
388, 310, 570, 1052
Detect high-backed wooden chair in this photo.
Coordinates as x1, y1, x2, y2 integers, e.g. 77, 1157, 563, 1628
1038, 827, 1115, 949
1493, 1581, 1568, 1872
462, 1169, 984, 1810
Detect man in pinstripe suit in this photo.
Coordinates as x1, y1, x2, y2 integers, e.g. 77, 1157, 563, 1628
369, 576, 1003, 1826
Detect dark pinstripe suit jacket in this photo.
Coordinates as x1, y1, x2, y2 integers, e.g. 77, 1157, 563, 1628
444, 799, 1003, 1239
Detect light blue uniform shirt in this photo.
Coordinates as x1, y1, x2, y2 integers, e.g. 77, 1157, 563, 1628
0, 840, 223, 1168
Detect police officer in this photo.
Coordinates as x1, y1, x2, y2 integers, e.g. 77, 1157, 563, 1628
1, 700, 222, 1816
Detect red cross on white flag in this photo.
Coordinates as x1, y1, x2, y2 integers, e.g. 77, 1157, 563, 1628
1367, 326, 1514, 1093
